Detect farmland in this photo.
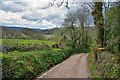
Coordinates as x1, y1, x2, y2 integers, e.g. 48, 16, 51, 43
1, 38, 78, 79
1, 39, 56, 46
1, 39, 57, 53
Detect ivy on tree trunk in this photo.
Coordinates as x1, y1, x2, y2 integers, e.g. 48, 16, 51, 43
92, 2, 104, 47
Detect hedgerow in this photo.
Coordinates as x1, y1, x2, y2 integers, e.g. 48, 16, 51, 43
96, 51, 120, 78
88, 51, 120, 79
2, 48, 82, 80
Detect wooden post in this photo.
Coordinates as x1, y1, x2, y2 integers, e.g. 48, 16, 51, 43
94, 48, 105, 63
93, 48, 98, 63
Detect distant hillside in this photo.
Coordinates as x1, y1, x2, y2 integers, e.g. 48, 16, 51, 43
0, 25, 95, 39
0, 26, 60, 35
1, 26, 45, 39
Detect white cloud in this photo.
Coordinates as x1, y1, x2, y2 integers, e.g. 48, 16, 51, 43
1, 1, 27, 12
0, 10, 21, 21
22, 12, 43, 21
0, 0, 78, 29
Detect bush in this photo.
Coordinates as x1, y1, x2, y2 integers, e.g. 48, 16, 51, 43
95, 51, 120, 78
2, 48, 81, 79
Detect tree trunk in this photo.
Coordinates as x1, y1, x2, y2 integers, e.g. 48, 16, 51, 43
92, 2, 104, 47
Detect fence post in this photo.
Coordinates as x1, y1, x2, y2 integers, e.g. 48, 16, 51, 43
93, 48, 105, 64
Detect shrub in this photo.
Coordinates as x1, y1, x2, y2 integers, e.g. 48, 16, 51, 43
2, 48, 81, 79
95, 51, 120, 78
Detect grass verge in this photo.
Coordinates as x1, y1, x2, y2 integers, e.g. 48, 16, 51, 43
88, 53, 99, 79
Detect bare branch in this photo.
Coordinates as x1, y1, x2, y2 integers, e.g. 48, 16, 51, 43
66, 0, 69, 9
57, 0, 64, 7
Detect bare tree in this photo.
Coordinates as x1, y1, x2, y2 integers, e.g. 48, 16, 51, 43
47, 0, 105, 47
75, 8, 89, 33
62, 7, 89, 48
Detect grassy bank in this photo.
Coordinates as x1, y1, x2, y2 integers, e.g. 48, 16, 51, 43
88, 53, 99, 78
88, 51, 120, 79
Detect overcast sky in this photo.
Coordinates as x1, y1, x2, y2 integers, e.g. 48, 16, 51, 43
0, 0, 82, 29
0, 0, 118, 29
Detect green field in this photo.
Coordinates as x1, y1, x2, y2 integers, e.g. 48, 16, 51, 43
1, 39, 58, 53
1, 39, 57, 46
